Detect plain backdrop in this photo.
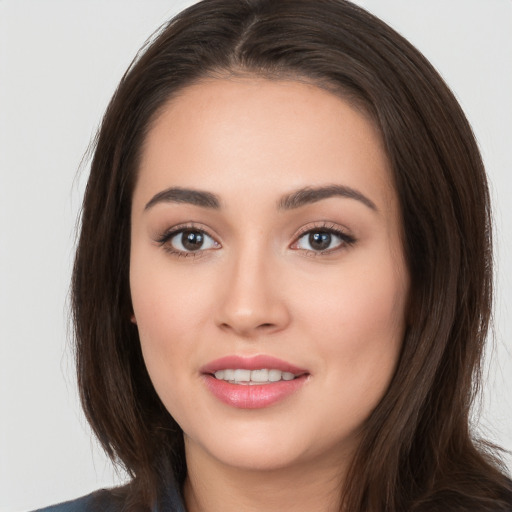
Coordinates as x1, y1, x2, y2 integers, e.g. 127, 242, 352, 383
0, 1, 511, 510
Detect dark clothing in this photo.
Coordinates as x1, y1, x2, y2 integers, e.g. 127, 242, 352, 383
32, 479, 512, 512
33, 483, 186, 512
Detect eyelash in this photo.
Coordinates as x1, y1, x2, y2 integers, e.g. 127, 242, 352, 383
291, 222, 356, 256
156, 223, 218, 259
156, 222, 356, 259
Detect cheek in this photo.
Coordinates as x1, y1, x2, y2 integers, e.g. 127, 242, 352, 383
300, 253, 408, 385
129, 253, 217, 398
130, 280, 204, 419
131, 249, 215, 336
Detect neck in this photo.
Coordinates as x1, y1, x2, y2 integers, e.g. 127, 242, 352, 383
183, 439, 349, 512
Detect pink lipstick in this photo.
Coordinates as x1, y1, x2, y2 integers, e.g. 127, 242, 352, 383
201, 355, 309, 409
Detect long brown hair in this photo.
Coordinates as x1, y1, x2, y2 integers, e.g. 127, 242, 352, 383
72, 0, 511, 510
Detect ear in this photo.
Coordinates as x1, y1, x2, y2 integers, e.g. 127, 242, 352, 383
130, 313, 137, 324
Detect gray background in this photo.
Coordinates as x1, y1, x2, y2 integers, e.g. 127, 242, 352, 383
1, 1, 511, 510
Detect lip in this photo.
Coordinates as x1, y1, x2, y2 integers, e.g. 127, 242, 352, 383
200, 355, 309, 409
200, 355, 308, 375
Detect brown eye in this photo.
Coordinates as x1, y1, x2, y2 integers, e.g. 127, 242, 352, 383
309, 232, 332, 251
294, 228, 355, 253
181, 230, 205, 251
167, 229, 218, 253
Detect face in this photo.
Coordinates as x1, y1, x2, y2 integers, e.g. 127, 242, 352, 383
130, 78, 409, 475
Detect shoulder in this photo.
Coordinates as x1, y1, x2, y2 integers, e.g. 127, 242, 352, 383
31, 481, 186, 512
32, 488, 126, 512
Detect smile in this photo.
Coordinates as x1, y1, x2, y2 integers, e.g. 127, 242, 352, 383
213, 369, 298, 384
201, 355, 309, 408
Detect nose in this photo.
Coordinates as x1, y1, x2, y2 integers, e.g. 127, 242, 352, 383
214, 249, 291, 338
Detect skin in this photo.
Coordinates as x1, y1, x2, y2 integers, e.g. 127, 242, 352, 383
130, 78, 409, 512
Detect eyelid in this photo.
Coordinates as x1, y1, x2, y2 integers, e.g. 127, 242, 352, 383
290, 222, 356, 254
154, 220, 355, 258
156, 222, 221, 258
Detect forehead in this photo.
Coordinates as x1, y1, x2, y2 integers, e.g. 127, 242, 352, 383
135, 78, 396, 213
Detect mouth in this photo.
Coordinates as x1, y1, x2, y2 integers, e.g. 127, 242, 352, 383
201, 355, 310, 409
201, 354, 309, 381
212, 368, 303, 385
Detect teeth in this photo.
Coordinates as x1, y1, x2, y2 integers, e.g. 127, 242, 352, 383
251, 369, 269, 382
233, 369, 251, 382
213, 369, 298, 384
268, 369, 281, 382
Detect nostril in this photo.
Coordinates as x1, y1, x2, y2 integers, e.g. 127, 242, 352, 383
219, 321, 277, 334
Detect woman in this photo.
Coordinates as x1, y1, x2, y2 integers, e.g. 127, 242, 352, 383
37, 0, 512, 510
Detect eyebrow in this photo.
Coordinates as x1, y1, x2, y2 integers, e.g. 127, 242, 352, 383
278, 185, 377, 212
144, 184, 377, 212
144, 187, 221, 210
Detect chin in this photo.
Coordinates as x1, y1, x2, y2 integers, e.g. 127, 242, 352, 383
184, 422, 350, 474
208, 443, 309, 472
